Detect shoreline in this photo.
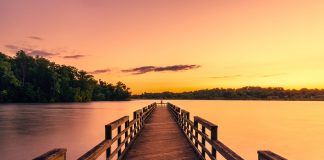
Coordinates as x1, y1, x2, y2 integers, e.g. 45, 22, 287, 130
1, 98, 323, 104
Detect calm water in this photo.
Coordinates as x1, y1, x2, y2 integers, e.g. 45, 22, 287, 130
0, 100, 323, 160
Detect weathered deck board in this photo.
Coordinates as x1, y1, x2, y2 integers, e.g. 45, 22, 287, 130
123, 107, 199, 160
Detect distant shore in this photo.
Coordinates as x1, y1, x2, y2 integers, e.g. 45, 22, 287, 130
132, 98, 324, 101
132, 87, 324, 101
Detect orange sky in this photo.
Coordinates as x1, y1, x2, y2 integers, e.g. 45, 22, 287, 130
1, 0, 324, 94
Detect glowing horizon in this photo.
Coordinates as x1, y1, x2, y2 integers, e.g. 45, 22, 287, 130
1, 0, 324, 94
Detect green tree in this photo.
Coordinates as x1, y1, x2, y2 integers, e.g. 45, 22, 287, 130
0, 53, 20, 102
0, 51, 131, 102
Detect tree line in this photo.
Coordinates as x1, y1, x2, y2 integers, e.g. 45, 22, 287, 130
0, 51, 131, 102
133, 87, 324, 100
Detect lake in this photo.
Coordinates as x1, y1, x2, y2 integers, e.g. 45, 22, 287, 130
0, 100, 323, 160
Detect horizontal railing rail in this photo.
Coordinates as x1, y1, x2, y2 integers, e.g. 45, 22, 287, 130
33, 148, 67, 160
258, 151, 287, 160
167, 102, 287, 160
34, 103, 157, 160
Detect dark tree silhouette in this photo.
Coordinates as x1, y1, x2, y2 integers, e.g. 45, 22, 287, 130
0, 51, 131, 102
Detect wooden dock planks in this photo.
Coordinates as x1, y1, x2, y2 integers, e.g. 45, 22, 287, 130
123, 107, 199, 160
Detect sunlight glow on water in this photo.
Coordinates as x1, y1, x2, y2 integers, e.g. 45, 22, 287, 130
171, 100, 324, 160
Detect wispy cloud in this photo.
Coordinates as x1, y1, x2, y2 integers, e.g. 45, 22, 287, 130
210, 73, 286, 79
89, 69, 111, 74
62, 54, 86, 59
4, 44, 58, 57
28, 50, 59, 57
261, 73, 285, 77
27, 36, 43, 40
4, 44, 20, 50
210, 75, 242, 79
122, 65, 201, 75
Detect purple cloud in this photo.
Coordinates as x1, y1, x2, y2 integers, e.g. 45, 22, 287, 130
27, 36, 43, 40
4, 44, 20, 50
122, 66, 156, 74
89, 69, 111, 74
4, 44, 57, 57
62, 54, 86, 59
28, 50, 59, 57
122, 65, 201, 75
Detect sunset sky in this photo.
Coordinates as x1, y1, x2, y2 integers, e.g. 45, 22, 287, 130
1, 0, 324, 94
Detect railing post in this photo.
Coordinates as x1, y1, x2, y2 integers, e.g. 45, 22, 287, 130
130, 121, 133, 140
140, 112, 143, 128
117, 125, 122, 157
125, 120, 129, 147
190, 123, 194, 141
180, 112, 184, 129
202, 126, 206, 158
179, 111, 181, 124
182, 113, 187, 130
211, 125, 218, 158
186, 112, 190, 137
176, 107, 180, 123
182, 113, 186, 130
175, 107, 179, 121
194, 120, 199, 148
105, 125, 112, 158
133, 112, 138, 135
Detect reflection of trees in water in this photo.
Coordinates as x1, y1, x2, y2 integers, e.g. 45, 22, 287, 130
0, 104, 99, 137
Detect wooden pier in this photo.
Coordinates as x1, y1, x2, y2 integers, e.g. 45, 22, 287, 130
34, 102, 287, 160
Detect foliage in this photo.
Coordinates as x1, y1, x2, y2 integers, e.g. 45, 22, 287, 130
0, 51, 131, 102
133, 87, 324, 101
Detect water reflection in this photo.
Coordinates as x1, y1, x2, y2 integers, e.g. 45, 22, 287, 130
170, 100, 324, 160
0, 101, 155, 160
0, 100, 323, 160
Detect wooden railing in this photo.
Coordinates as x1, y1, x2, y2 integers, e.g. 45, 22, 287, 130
167, 102, 287, 160
34, 102, 287, 160
78, 102, 156, 160
258, 151, 287, 160
34, 103, 157, 160
33, 148, 67, 160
